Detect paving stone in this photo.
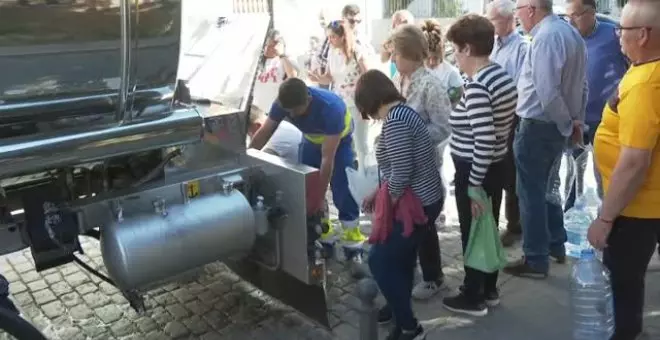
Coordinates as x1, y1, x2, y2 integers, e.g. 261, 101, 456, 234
33, 288, 56, 305
26, 279, 48, 292
94, 304, 123, 324
164, 320, 190, 338
41, 300, 65, 318
70, 304, 94, 320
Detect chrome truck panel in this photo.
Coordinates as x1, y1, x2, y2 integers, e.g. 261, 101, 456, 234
0, 107, 203, 179
101, 189, 256, 291
0, 0, 181, 126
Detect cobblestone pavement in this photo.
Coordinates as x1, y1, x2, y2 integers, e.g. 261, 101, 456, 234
0, 200, 472, 340
4, 152, 655, 340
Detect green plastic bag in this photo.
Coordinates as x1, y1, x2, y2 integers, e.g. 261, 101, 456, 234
464, 187, 508, 273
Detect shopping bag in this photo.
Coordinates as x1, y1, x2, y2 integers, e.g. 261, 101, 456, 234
346, 165, 379, 207
464, 187, 507, 273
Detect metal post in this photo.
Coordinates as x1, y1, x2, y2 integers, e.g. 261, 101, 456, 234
356, 278, 379, 340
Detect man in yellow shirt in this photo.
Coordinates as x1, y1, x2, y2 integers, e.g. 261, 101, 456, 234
589, 1, 660, 338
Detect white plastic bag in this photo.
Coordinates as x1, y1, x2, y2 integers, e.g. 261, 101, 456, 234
346, 165, 380, 206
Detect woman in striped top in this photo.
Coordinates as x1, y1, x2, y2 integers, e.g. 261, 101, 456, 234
443, 14, 517, 317
355, 69, 443, 340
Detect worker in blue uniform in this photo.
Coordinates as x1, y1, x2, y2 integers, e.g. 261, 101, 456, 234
248, 78, 365, 260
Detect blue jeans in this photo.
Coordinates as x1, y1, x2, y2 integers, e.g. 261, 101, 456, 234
514, 119, 567, 272
564, 121, 604, 211
299, 138, 359, 223
369, 223, 421, 331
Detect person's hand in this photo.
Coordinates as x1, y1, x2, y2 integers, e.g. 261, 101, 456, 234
469, 186, 486, 217
361, 190, 377, 213
587, 217, 613, 250
309, 70, 331, 85
571, 120, 584, 146
307, 197, 323, 216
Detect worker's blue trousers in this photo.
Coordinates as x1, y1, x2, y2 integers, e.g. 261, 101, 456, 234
299, 138, 360, 226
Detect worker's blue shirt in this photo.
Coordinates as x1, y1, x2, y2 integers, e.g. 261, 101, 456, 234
268, 87, 353, 146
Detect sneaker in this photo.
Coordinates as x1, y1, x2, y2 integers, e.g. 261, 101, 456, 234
500, 230, 521, 247
550, 253, 567, 264
319, 219, 337, 243
502, 258, 548, 279
378, 306, 393, 324
412, 281, 440, 300
340, 226, 367, 247
442, 293, 488, 317
485, 289, 500, 307
399, 324, 426, 340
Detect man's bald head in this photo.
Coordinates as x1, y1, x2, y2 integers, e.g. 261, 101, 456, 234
623, 0, 660, 27
620, 0, 660, 62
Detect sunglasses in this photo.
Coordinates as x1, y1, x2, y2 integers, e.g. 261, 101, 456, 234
347, 18, 362, 25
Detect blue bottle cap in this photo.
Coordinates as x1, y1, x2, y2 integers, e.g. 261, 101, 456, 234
580, 248, 596, 259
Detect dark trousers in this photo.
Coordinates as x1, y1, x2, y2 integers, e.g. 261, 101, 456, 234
369, 224, 422, 331
504, 116, 521, 233
604, 216, 660, 340
453, 156, 504, 302
418, 200, 445, 283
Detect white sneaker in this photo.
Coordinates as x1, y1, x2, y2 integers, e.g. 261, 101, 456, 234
412, 281, 440, 300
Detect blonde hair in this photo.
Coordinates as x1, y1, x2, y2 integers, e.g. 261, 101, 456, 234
389, 24, 429, 62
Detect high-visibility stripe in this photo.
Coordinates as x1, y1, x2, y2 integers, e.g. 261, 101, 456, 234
303, 108, 352, 144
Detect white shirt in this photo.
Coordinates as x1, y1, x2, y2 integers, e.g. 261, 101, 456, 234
263, 120, 302, 162
327, 45, 366, 107
430, 61, 464, 91
253, 57, 287, 112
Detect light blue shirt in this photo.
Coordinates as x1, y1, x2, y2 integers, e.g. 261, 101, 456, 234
490, 31, 529, 84
516, 14, 588, 137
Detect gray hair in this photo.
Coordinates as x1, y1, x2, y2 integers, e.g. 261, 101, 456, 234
488, 0, 516, 17
534, 0, 554, 11
392, 10, 414, 24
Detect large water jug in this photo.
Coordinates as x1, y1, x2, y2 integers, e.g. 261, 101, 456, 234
564, 201, 593, 258
580, 187, 602, 220
547, 149, 577, 207
570, 248, 614, 340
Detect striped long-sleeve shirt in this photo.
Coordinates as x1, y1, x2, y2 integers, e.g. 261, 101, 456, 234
449, 63, 517, 186
376, 104, 444, 206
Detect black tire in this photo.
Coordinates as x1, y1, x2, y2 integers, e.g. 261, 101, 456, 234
0, 307, 48, 340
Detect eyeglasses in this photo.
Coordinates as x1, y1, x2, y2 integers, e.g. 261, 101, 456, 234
347, 18, 362, 25
614, 25, 651, 36
566, 9, 590, 20
515, 5, 535, 11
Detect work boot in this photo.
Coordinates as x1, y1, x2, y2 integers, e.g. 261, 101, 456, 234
319, 219, 338, 245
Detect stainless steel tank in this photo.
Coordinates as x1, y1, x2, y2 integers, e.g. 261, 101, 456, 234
100, 189, 256, 291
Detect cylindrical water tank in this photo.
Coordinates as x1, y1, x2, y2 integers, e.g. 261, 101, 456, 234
101, 190, 256, 290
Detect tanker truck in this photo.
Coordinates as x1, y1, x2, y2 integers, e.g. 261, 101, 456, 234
0, 0, 332, 328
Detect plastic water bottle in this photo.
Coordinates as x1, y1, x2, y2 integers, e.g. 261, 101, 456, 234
564, 200, 593, 258
581, 187, 602, 220
546, 150, 577, 207
570, 248, 614, 339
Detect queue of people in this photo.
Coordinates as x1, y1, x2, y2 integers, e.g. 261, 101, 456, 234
248, 1, 660, 339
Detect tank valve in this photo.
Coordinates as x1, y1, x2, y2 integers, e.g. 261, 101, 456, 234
152, 198, 167, 217
254, 196, 269, 236
222, 182, 233, 195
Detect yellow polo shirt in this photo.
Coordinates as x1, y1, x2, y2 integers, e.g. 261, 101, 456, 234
594, 59, 660, 218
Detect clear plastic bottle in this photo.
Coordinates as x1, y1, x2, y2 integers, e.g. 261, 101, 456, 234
581, 187, 602, 220
570, 248, 614, 340
564, 200, 593, 259
546, 150, 577, 207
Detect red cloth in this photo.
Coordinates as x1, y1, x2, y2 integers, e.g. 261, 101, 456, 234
368, 181, 428, 244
